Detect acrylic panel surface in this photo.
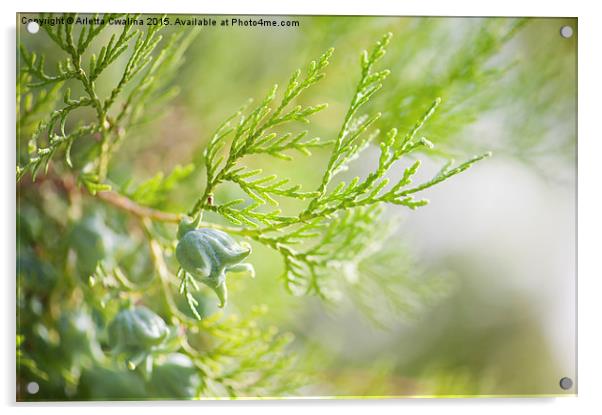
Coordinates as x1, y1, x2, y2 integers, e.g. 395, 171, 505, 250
16, 13, 577, 400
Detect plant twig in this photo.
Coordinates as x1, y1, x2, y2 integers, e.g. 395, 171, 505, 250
141, 218, 198, 325
97, 190, 183, 223
96, 189, 253, 238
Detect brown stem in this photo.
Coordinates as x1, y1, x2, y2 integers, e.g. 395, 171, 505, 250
96, 189, 250, 238
142, 218, 194, 322
30, 171, 260, 237
97, 190, 183, 223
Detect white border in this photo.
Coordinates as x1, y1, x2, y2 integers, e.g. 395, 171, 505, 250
4, 0, 583, 16
3, 1, 601, 414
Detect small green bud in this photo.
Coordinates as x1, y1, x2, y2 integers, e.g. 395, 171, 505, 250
147, 353, 202, 399
108, 305, 169, 352
176, 219, 254, 308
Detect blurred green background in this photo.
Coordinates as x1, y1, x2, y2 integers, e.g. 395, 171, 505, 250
17, 15, 576, 399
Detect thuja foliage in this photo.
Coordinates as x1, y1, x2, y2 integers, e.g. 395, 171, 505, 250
17, 13, 193, 190
17, 14, 493, 400
180, 32, 489, 306
376, 18, 528, 156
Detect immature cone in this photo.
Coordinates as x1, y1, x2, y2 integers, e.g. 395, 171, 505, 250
108, 305, 169, 352
147, 353, 202, 399
176, 217, 254, 307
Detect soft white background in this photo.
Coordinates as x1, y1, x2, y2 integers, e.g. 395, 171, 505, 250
2, 0, 600, 414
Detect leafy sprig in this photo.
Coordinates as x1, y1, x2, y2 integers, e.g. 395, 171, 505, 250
186, 33, 491, 299
189, 47, 335, 219
189, 306, 303, 397
17, 13, 194, 189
